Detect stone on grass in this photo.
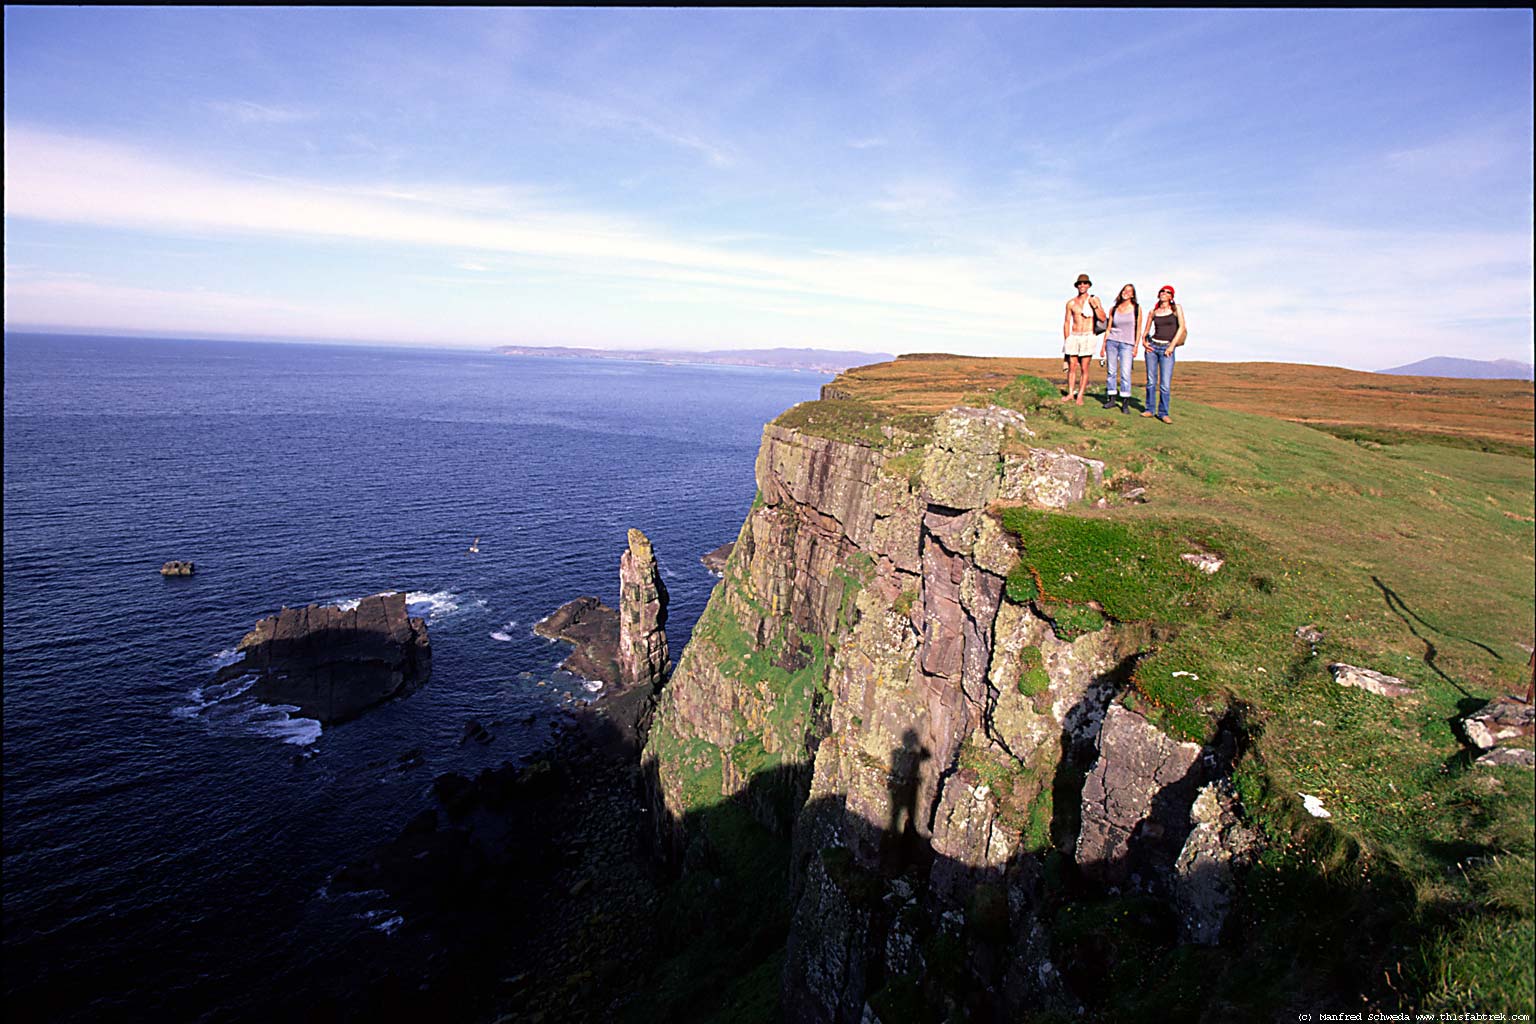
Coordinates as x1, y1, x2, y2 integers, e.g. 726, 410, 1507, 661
1475, 747, 1534, 770
1462, 696, 1534, 750
1328, 663, 1418, 699
1180, 553, 1224, 575
1294, 624, 1325, 645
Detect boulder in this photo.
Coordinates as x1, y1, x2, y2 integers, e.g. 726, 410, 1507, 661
215, 592, 430, 724
999, 449, 1105, 509
1475, 747, 1534, 770
1461, 696, 1534, 750
160, 560, 195, 576
1328, 663, 1418, 699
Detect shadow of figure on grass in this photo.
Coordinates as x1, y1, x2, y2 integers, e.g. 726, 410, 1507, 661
1372, 575, 1496, 696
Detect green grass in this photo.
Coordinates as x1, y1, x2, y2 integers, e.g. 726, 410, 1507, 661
773, 398, 934, 448
976, 381, 1535, 1009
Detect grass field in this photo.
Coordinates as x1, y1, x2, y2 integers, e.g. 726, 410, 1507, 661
829, 355, 1535, 453
938, 362, 1535, 1015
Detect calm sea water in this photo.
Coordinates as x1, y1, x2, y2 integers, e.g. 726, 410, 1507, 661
1, 333, 827, 1021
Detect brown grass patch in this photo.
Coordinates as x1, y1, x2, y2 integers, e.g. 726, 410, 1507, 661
824, 356, 1535, 450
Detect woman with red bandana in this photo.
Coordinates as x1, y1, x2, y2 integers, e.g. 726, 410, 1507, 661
1141, 285, 1187, 423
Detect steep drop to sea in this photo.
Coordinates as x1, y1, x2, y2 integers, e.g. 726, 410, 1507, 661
1, 333, 828, 1022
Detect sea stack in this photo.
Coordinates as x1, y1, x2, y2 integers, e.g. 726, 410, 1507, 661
618, 528, 669, 689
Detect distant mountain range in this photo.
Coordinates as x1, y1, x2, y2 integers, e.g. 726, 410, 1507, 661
494, 345, 893, 374
1377, 356, 1533, 380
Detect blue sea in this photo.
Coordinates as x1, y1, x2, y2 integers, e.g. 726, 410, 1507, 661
1, 333, 827, 1022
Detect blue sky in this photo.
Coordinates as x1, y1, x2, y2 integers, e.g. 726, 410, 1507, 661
4, 8, 1532, 368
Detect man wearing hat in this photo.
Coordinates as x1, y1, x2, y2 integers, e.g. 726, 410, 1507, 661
1061, 273, 1104, 405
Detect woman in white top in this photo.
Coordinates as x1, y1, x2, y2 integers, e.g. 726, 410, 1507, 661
1061, 273, 1104, 406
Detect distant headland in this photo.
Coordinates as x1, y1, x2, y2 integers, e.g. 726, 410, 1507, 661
494, 344, 893, 374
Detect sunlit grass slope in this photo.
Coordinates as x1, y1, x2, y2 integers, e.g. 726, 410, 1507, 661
971, 371, 1534, 1014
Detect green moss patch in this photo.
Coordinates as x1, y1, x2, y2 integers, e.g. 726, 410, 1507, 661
1017, 646, 1049, 696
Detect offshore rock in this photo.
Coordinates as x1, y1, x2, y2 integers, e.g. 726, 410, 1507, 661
160, 560, 195, 576
534, 596, 621, 684
619, 529, 670, 689
1077, 704, 1203, 886
700, 541, 734, 575
215, 592, 431, 724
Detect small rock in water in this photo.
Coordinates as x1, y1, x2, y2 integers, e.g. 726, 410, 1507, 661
160, 560, 195, 576
459, 719, 493, 746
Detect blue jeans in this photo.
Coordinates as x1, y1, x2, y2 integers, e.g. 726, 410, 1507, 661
1104, 341, 1134, 398
1145, 344, 1176, 417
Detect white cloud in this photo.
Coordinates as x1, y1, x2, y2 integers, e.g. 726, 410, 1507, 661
4, 125, 1531, 366
205, 100, 314, 124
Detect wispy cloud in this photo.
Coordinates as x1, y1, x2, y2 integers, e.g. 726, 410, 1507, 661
5, 124, 1531, 366
205, 100, 315, 124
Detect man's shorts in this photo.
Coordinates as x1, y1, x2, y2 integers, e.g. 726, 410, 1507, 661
1063, 333, 1097, 357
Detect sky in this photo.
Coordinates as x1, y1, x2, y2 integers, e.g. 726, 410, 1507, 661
4, 7, 1533, 368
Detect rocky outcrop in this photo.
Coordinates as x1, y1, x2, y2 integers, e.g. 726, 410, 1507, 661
1076, 704, 1204, 886
701, 542, 734, 575
644, 400, 1218, 1022
160, 560, 195, 576
215, 592, 430, 724
1462, 696, 1534, 749
535, 595, 621, 683
1173, 781, 1258, 945
619, 529, 669, 690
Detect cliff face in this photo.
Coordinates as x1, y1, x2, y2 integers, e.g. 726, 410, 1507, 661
641, 400, 1245, 1019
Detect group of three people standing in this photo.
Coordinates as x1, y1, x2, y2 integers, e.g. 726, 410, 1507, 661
1062, 273, 1187, 422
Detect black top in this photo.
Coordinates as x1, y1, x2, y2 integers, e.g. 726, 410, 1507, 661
1150, 308, 1180, 342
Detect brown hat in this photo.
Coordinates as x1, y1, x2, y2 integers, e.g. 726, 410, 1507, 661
1074, 274, 1092, 286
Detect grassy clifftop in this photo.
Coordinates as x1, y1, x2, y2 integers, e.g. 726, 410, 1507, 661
825, 354, 1536, 454
916, 359, 1534, 1012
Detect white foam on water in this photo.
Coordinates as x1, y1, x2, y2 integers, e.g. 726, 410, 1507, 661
583, 680, 604, 694
206, 647, 247, 670
357, 908, 404, 935
324, 589, 481, 624
173, 673, 321, 746
405, 590, 474, 621
489, 619, 520, 642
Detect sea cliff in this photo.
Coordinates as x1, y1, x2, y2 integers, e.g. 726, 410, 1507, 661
633, 365, 1535, 1021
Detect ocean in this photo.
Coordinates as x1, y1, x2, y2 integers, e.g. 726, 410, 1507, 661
1, 332, 828, 1021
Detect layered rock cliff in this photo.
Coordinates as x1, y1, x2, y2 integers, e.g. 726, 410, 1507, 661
640, 399, 1250, 1019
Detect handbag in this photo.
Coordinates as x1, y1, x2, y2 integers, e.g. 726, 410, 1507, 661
1091, 297, 1107, 335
